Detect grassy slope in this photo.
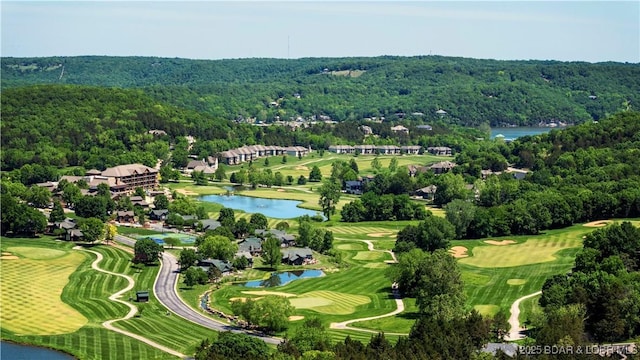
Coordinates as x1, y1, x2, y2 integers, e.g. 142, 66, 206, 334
0, 237, 176, 360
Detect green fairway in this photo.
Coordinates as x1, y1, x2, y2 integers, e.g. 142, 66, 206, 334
1, 245, 88, 335
0, 237, 177, 359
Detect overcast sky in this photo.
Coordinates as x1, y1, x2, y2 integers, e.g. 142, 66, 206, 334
2, 1, 639, 63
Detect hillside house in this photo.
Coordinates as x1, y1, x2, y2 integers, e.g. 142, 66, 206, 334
416, 185, 438, 200
281, 247, 313, 265
238, 237, 262, 256
198, 259, 233, 275
401, 145, 421, 154
353, 144, 374, 155
345, 180, 364, 195
390, 125, 409, 134
116, 211, 135, 223
149, 209, 169, 221
429, 161, 457, 174
427, 147, 452, 156
329, 145, 355, 154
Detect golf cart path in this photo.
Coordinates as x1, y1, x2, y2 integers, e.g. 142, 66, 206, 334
329, 240, 406, 335
505, 291, 542, 341
77, 247, 187, 359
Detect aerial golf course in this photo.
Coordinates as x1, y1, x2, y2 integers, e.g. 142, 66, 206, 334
2, 153, 638, 359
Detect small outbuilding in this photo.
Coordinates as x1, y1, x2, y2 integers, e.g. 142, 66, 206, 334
136, 291, 150, 302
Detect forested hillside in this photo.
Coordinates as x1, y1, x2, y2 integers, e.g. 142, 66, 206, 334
3, 56, 638, 126
0, 85, 482, 175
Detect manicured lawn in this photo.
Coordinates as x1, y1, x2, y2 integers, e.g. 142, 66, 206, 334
0, 237, 177, 360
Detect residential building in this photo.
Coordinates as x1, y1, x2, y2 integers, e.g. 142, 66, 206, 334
281, 247, 313, 265
390, 125, 409, 134
426, 147, 453, 156
101, 164, 159, 194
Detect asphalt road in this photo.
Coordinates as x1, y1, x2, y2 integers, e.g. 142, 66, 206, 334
115, 234, 282, 345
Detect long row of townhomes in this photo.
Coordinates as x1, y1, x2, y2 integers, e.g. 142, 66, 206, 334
219, 145, 310, 165
328, 145, 452, 156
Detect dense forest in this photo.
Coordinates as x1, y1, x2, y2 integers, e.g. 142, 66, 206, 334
2, 56, 639, 126
0, 84, 482, 174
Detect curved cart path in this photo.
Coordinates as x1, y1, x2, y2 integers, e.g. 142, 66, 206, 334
505, 291, 542, 341
77, 247, 187, 359
329, 240, 406, 335
114, 235, 282, 345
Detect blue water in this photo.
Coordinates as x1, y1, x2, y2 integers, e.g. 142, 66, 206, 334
243, 270, 325, 288
137, 233, 196, 245
0, 341, 75, 360
199, 194, 322, 219
490, 127, 555, 140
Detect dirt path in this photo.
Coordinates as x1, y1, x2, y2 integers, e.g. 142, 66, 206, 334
77, 247, 187, 359
505, 291, 542, 341
328, 240, 406, 334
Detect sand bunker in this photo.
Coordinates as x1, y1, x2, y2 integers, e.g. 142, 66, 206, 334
241, 290, 297, 297
0, 255, 19, 260
484, 240, 516, 246
288, 316, 304, 321
277, 189, 286, 192
175, 189, 198, 196
295, 166, 309, 171
367, 233, 392, 237
449, 246, 468, 258
583, 220, 613, 227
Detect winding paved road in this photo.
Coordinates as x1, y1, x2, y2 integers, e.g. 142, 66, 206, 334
77, 246, 187, 358
115, 235, 282, 345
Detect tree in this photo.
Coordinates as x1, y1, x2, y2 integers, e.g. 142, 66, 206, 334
249, 213, 268, 230
371, 157, 382, 172
62, 182, 82, 208
262, 237, 281, 269
394, 216, 455, 253
218, 207, 236, 228
26, 186, 51, 208
104, 223, 117, 244
195, 331, 270, 360
79, 217, 105, 242
153, 194, 169, 210
233, 218, 252, 239
318, 179, 341, 220
388, 249, 466, 320
191, 170, 208, 185
445, 199, 477, 239
214, 165, 227, 181
184, 266, 208, 287
279, 317, 332, 356
179, 248, 198, 271
297, 175, 307, 185
388, 157, 398, 172
134, 187, 146, 198
163, 236, 181, 248
134, 237, 164, 264
198, 235, 238, 261
309, 166, 323, 182
231, 295, 293, 333
49, 201, 66, 223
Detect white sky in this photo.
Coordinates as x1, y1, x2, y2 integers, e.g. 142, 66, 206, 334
2, 1, 639, 62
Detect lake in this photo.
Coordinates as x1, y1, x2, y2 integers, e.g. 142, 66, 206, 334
0, 341, 75, 360
199, 194, 322, 219
243, 269, 325, 288
490, 127, 556, 140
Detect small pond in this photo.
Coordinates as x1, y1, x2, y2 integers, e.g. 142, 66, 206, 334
199, 194, 323, 219
243, 269, 325, 288
0, 341, 75, 360
137, 233, 196, 245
